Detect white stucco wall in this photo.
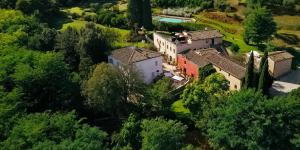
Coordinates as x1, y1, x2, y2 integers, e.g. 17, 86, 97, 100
154, 33, 222, 64
108, 56, 163, 84
135, 56, 163, 84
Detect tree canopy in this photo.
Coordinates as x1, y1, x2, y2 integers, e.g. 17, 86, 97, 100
1, 111, 108, 150
206, 89, 300, 149
244, 7, 276, 45
141, 118, 187, 150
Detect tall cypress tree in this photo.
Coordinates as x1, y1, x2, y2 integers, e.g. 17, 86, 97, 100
259, 51, 268, 74
142, 0, 153, 29
128, 0, 152, 30
244, 52, 255, 88
128, 0, 142, 27
258, 59, 270, 95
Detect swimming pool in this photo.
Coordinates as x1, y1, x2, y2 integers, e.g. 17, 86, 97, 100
159, 17, 188, 23
154, 16, 193, 23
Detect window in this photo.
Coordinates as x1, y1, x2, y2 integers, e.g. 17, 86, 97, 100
234, 85, 237, 89
156, 70, 160, 73
108, 58, 113, 64
184, 61, 186, 64
155, 61, 158, 66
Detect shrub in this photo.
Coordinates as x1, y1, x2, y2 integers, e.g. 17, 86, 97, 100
230, 43, 240, 52
161, 7, 202, 17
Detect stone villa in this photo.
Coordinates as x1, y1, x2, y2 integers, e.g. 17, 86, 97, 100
153, 30, 223, 64
108, 47, 163, 84
178, 48, 246, 90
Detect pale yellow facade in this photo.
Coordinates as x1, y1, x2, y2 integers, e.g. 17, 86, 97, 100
213, 66, 243, 90
268, 58, 293, 78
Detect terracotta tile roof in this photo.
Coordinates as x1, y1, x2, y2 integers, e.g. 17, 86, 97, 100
110, 47, 161, 64
204, 52, 246, 79
187, 30, 223, 41
268, 51, 294, 62
180, 48, 246, 79
180, 50, 210, 67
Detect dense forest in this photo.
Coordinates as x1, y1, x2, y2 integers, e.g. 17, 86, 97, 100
0, 0, 300, 149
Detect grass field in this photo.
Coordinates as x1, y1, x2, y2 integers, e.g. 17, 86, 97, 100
275, 15, 300, 31
194, 12, 256, 53
61, 20, 150, 49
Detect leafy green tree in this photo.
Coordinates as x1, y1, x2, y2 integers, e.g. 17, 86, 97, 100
0, 88, 24, 140
0, 9, 39, 46
83, 63, 123, 116
206, 89, 300, 149
55, 27, 80, 71
141, 118, 187, 150
1, 111, 108, 150
198, 64, 216, 81
0, 0, 17, 8
181, 73, 229, 116
244, 7, 276, 45
112, 114, 141, 149
246, 0, 296, 9
77, 23, 116, 79
16, 0, 59, 19
145, 77, 175, 113
214, 0, 231, 11
116, 65, 146, 105
244, 51, 255, 88
0, 45, 78, 112
12, 52, 75, 112
28, 26, 57, 51
84, 63, 145, 116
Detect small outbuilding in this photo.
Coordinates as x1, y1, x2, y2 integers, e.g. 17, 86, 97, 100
268, 51, 294, 78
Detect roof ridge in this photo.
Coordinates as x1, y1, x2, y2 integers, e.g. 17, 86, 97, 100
128, 48, 136, 64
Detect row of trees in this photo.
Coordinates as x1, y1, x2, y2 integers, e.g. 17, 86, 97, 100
152, 0, 231, 11
0, 0, 82, 9
246, 0, 298, 9
244, 51, 272, 95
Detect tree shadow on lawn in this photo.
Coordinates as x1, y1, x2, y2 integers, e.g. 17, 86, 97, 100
275, 33, 300, 45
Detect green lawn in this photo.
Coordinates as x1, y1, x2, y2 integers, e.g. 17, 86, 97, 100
61, 20, 150, 49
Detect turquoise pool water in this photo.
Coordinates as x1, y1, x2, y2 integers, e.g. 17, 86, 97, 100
159, 17, 188, 23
